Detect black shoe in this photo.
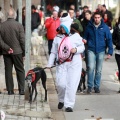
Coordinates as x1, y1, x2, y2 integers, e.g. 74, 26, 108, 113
65, 107, 73, 112
87, 88, 91, 94
8, 90, 14, 95
19, 90, 25, 95
58, 102, 64, 109
94, 88, 100, 93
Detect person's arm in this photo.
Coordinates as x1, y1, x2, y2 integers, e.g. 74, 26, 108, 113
71, 33, 85, 54
105, 26, 113, 55
19, 24, 25, 57
83, 26, 89, 44
0, 35, 10, 51
45, 18, 53, 29
0, 35, 13, 54
109, 11, 113, 22
47, 37, 58, 67
112, 27, 117, 45
37, 13, 41, 27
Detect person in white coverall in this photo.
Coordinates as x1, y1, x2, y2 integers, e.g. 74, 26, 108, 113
47, 13, 85, 112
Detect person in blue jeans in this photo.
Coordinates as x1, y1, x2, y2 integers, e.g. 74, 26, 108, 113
83, 12, 113, 93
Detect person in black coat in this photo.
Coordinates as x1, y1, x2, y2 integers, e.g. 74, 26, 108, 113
78, 6, 89, 22
31, 5, 41, 31
81, 10, 92, 70
101, 4, 113, 22
112, 17, 120, 92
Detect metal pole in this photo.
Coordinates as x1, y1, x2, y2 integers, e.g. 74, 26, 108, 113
25, 0, 31, 100
17, 0, 22, 24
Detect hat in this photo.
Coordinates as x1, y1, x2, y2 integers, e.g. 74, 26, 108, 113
71, 23, 79, 31
60, 13, 73, 34
53, 6, 59, 12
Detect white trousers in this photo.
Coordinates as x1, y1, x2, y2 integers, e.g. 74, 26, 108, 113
56, 59, 82, 108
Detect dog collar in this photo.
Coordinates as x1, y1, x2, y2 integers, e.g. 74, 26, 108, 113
27, 70, 36, 82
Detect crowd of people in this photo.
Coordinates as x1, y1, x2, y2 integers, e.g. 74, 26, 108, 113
0, 3, 120, 113
45, 4, 120, 112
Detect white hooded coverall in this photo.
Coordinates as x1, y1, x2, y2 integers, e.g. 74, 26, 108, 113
47, 33, 85, 108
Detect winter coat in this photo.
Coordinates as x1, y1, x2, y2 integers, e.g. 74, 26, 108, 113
104, 19, 112, 29
81, 18, 90, 37
73, 19, 83, 33
112, 25, 120, 50
102, 10, 113, 22
45, 17, 60, 40
31, 12, 41, 31
0, 18, 25, 56
84, 19, 113, 55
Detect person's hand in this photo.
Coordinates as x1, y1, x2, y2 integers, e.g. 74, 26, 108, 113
70, 48, 77, 54
105, 54, 111, 61
8, 48, 13, 54
82, 39, 87, 44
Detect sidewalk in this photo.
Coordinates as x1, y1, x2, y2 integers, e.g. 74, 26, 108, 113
0, 44, 54, 120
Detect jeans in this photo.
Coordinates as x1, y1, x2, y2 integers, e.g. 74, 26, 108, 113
87, 50, 105, 89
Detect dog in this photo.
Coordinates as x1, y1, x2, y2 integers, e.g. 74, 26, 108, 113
31, 30, 43, 56
25, 67, 47, 103
77, 68, 86, 92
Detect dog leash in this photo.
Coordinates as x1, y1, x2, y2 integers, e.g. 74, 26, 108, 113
27, 53, 74, 75
43, 53, 74, 70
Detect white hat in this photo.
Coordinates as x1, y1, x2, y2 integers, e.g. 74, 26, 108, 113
60, 13, 73, 34
53, 6, 59, 12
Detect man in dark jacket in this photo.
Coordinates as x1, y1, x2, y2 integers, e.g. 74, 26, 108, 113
83, 12, 113, 94
0, 8, 25, 95
31, 5, 41, 31
101, 4, 113, 22
81, 10, 92, 69
78, 5, 89, 22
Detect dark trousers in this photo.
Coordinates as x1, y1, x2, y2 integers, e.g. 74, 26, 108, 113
115, 54, 120, 80
48, 40, 53, 55
3, 54, 25, 91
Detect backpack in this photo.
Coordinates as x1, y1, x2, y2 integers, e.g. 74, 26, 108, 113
58, 36, 73, 63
